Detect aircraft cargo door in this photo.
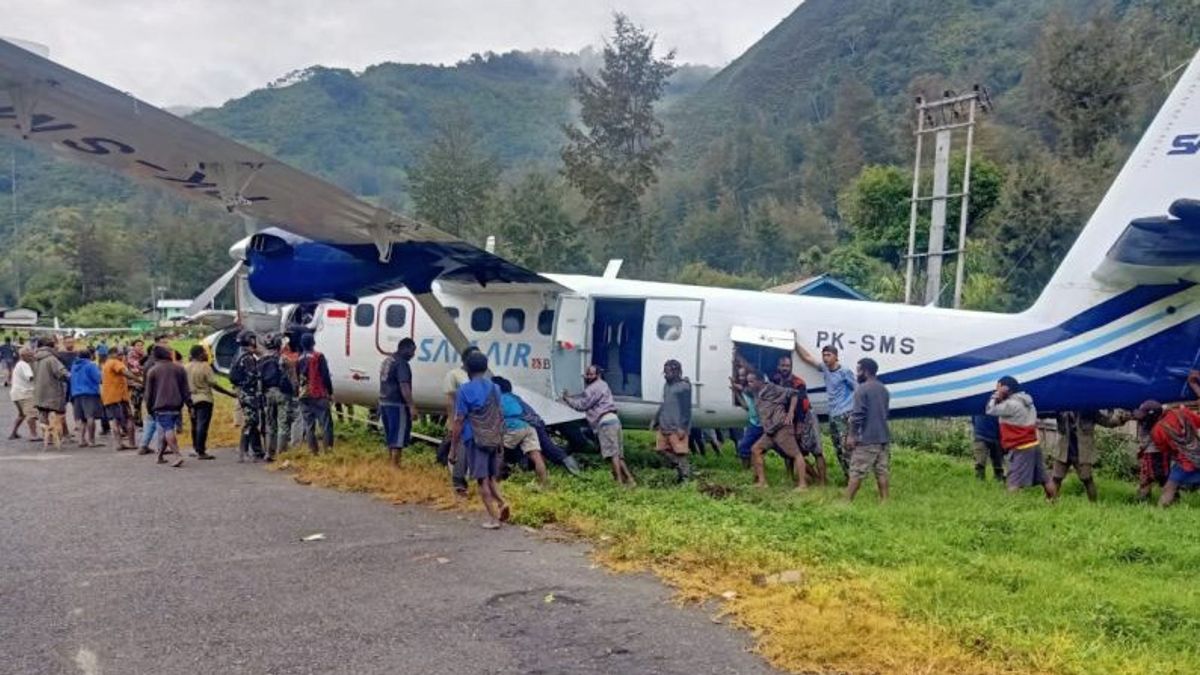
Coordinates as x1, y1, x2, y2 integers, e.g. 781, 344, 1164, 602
551, 295, 591, 397
641, 299, 703, 404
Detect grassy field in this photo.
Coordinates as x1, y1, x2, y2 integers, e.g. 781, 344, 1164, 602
257, 418, 1200, 675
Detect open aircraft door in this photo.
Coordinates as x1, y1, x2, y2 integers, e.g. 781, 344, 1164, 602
641, 299, 704, 405
551, 295, 591, 397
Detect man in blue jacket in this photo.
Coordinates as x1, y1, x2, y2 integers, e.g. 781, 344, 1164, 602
69, 348, 103, 448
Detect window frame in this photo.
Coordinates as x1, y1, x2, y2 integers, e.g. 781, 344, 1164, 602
501, 308, 526, 335
470, 307, 494, 333
656, 315, 683, 341
384, 303, 408, 329
354, 303, 375, 327
537, 309, 555, 336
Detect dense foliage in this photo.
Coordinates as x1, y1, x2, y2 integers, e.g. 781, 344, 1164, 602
1, 1, 1198, 317
64, 300, 144, 328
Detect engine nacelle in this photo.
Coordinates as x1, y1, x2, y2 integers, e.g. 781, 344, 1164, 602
242, 229, 545, 305
244, 232, 410, 305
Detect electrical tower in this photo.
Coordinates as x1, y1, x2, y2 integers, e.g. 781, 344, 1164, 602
902, 86, 992, 307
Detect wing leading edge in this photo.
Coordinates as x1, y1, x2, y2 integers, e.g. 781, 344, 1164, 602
0, 38, 558, 292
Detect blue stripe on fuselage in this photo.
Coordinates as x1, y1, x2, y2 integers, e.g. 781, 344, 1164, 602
892, 308, 1175, 398
879, 282, 1191, 387
891, 310, 1200, 417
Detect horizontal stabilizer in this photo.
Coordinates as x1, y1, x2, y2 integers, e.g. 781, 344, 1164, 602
1092, 199, 1200, 287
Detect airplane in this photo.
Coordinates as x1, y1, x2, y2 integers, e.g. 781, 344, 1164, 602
4, 37, 1200, 430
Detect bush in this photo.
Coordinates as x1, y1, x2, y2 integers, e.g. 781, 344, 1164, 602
890, 418, 973, 457
64, 301, 143, 328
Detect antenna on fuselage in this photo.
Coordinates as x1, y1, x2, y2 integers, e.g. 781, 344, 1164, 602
485, 235, 496, 254
603, 259, 623, 279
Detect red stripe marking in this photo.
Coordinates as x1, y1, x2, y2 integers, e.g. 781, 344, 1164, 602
326, 308, 348, 319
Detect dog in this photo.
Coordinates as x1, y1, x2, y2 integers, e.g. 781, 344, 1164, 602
42, 411, 63, 449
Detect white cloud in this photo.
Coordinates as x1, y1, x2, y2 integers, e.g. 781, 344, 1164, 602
4, 0, 799, 107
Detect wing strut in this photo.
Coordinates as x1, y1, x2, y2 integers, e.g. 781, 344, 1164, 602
6, 83, 40, 139
412, 292, 470, 355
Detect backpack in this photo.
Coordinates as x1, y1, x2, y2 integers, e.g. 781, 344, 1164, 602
229, 351, 255, 389
467, 383, 506, 449
259, 353, 282, 390
298, 351, 329, 400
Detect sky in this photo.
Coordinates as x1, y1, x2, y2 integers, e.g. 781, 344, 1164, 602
3, 1, 801, 108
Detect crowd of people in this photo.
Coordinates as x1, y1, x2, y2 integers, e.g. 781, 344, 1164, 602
0, 327, 340, 469
3, 332, 217, 465
5, 326, 1198, 528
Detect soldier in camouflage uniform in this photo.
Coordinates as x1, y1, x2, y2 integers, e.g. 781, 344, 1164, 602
229, 330, 265, 462
260, 333, 297, 460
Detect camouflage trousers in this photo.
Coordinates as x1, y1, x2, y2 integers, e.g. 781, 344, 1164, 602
264, 388, 297, 457
238, 392, 264, 458
828, 413, 852, 481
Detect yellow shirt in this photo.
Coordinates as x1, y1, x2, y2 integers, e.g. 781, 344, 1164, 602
101, 359, 129, 405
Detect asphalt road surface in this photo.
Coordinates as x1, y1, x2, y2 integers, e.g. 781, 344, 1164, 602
0, 405, 777, 675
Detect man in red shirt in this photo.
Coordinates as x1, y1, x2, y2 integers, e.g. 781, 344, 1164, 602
1136, 400, 1200, 507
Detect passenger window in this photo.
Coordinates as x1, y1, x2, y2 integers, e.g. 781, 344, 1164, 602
446, 307, 460, 322
354, 304, 375, 327
502, 309, 525, 334
657, 315, 683, 341
471, 307, 493, 332
385, 304, 407, 328
537, 309, 555, 336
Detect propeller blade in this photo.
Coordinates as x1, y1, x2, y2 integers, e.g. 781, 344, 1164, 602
187, 262, 243, 316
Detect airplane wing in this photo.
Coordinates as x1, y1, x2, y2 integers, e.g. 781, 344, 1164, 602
0, 38, 555, 289
1092, 199, 1200, 286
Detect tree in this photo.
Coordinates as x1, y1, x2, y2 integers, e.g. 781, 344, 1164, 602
64, 301, 143, 328
842, 165, 911, 264
1029, 12, 1147, 159
561, 13, 676, 274
842, 158, 1004, 266
494, 172, 585, 273
674, 262, 764, 290
987, 153, 1088, 309
409, 114, 499, 239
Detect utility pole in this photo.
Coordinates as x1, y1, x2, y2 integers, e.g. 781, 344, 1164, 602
903, 86, 991, 307
10, 149, 18, 301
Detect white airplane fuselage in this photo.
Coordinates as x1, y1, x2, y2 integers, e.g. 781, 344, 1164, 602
286, 272, 1200, 426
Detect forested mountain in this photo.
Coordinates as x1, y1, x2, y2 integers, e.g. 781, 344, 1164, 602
1, 1, 1198, 321
653, 0, 1200, 307
0, 50, 714, 315
189, 50, 714, 207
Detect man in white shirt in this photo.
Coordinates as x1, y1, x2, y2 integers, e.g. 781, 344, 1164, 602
9, 347, 38, 440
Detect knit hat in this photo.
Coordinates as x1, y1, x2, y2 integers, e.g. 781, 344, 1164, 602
1133, 400, 1163, 421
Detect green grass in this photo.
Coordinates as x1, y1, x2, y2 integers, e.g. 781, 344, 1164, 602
493, 431, 1200, 673
280, 416, 1199, 674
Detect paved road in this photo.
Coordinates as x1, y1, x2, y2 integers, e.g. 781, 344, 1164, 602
0, 406, 776, 675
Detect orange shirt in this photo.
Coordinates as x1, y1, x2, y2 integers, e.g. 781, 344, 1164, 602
101, 359, 130, 405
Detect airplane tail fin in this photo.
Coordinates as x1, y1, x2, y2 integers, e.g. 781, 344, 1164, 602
1029, 50, 1200, 318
